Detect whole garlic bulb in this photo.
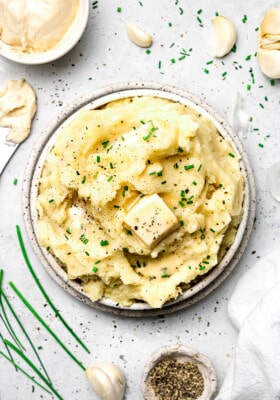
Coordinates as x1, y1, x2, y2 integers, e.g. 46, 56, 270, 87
85, 362, 126, 400
257, 9, 280, 78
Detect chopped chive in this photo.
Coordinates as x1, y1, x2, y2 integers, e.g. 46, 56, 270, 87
179, 220, 184, 226
117, 6, 122, 12
48, 199, 54, 203
258, 143, 264, 148
158, 60, 162, 69
13, 178, 18, 186
92, 267, 98, 273
204, 69, 209, 74
197, 9, 202, 14
80, 234, 89, 244
247, 84, 251, 90
146, 49, 151, 55
242, 14, 247, 23
171, 58, 176, 64
210, 228, 216, 233
102, 140, 110, 148
107, 175, 113, 182
109, 162, 114, 169
113, 205, 120, 208
96, 155, 100, 163
228, 153, 235, 158
259, 103, 264, 109
100, 240, 109, 246
125, 229, 133, 236
231, 44, 237, 53
206, 60, 213, 65
197, 164, 202, 172
81, 176, 86, 184
179, 7, 184, 14
184, 164, 194, 170
93, 171, 99, 179
161, 180, 167, 185
173, 162, 179, 169
192, 181, 197, 185
270, 79, 275, 86
66, 227, 72, 235
123, 248, 129, 253
168, 22, 172, 27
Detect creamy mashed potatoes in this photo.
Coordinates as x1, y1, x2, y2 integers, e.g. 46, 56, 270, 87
36, 96, 244, 308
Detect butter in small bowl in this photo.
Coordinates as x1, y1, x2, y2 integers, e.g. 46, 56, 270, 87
0, 0, 89, 65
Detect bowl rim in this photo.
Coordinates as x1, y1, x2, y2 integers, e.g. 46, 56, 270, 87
0, 0, 89, 65
22, 81, 256, 317
141, 344, 217, 400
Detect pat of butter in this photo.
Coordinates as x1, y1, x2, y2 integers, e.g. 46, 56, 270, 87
123, 194, 179, 248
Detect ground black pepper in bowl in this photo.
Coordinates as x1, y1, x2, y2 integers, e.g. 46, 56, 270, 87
148, 358, 204, 400
142, 344, 217, 400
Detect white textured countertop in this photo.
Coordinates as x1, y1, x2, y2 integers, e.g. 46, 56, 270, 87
0, 1, 280, 399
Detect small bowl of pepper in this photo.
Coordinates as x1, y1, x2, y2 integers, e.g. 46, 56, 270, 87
142, 344, 217, 400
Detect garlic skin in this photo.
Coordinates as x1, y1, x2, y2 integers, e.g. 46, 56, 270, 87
267, 160, 280, 202
212, 16, 237, 58
123, 20, 153, 48
85, 362, 125, 400
258, 9, 280, 78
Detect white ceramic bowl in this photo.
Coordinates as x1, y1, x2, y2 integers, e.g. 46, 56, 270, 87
0, 0, 89, 65
23, 82, 256, 317
142, 344, 217, 400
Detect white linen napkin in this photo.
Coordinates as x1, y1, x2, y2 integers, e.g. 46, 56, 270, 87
215, 248, 280, 400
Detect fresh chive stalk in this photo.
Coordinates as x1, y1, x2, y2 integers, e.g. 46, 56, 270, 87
0, 350, 52, 395
0, 277, 51, 383
9, 281, 86, 372
16, 225, 90, 354
4, 340, 64, 400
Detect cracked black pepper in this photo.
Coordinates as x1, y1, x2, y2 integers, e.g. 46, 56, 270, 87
148, 358, 204, 400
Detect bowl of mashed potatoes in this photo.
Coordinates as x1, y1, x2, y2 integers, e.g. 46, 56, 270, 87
23, 82, 255, 316
0, 0, 89, 64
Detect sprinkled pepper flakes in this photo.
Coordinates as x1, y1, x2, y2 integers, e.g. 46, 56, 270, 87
148, 358, 204, 400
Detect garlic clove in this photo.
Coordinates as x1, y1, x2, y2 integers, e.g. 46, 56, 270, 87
257, 47, 280, 78
86, 362, 125, 400
260, 9, 280, 36
267, 160, 280, 202
123, 20, 153, 48
212, 16, 237, 58
259, 35, 280, 50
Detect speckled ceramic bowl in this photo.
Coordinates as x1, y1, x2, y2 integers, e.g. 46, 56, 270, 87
0, 0, 89, 65
22, 81, 256, 317
142, 344, 217, 400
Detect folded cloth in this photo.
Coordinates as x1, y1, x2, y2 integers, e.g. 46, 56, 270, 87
215, 248, 280, 400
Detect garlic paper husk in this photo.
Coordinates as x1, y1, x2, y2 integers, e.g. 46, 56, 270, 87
258, 9, 280, 78
212, 16, 237, 57
86, 362, 125, 400
123, 20, 153, 48
267, 160, 280, 202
